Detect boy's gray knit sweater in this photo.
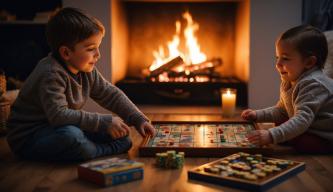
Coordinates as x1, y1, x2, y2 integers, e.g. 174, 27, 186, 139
7, 55, 148, 153
255, 67, 333, 144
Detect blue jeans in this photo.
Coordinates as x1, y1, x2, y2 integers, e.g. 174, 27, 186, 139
18, 125, 132, 162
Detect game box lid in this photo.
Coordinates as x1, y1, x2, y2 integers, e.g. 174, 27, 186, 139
78, 157, 144, 175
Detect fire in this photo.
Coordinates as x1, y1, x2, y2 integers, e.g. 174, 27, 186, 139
150, 11, 207, 72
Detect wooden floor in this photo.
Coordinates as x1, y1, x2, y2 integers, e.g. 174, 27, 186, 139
1, 107, 333, 192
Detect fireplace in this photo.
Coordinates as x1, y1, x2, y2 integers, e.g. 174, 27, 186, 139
111, 0, 249, 106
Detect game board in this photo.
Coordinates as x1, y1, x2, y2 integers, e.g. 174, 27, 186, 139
188, 152, 305, 191
139, 121, 270, 157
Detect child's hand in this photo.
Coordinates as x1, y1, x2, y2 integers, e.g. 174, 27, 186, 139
107, 117, 130, 139
137, 121, 156, 137
241, 109, 257, 121
246, 130, 273, 146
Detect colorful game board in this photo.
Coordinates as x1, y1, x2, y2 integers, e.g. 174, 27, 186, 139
139, 121, 270, 157
188, 152, 305, 191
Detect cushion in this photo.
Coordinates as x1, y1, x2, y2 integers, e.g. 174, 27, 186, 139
324, 30, 333, 78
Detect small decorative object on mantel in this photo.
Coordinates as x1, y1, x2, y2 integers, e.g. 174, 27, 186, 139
0, 10, 16, 22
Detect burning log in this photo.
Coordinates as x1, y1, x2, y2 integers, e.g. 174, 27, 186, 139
149, 56, 184, 77
147, 57, 223, 82
184, 58, 222, 73
168, 58, 222, 76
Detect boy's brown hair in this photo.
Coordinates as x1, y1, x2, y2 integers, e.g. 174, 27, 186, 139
46, 7, 105, 58
279, 25, 328, 68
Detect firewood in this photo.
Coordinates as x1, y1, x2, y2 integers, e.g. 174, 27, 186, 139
149, 56, 184, 77
185, 58, 222, 72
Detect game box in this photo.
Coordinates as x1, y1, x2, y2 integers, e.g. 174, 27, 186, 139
78, 157, 144, 186
139, 121, 271, 157
188, 152, 305, 191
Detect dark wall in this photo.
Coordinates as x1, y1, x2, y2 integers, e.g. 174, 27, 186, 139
0, 0, 62, 87
0, 0, 61, 20
0, 23, 50, 81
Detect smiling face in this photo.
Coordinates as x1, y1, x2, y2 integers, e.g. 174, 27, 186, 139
60, 32, 103, 74
275, 40, 315, 84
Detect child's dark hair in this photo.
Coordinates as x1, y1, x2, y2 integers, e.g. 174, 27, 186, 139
46, 7, 105, 58
278, 25, 328, 68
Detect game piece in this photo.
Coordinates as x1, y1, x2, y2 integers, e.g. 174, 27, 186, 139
188, 152, 305, 191
220, 160, 229, 165
78, 157, 144, 187
140, 121, 270, 157
254, 154, 263, 161
155, 150, 185, 169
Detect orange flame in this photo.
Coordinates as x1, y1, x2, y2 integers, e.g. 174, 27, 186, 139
150, 11, 207, 72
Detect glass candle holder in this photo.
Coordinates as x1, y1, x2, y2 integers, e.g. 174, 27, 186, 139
221, 88, 237, 117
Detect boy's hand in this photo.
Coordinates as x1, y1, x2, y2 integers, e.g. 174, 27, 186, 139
107, 117, 130, 139
137, 121, 156, 137
246, 130, 273, 146
241, 109, 257, 121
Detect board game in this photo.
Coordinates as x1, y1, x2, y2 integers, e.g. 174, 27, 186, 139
188, 152, 305, 191
139, 121, 270, 157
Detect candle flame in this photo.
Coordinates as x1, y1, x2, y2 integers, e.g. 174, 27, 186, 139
227, 89, 231, 96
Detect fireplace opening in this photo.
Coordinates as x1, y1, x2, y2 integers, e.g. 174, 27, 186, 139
113, 1, 249, 107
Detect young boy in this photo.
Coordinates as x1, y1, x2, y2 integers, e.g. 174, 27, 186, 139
7, 7, 156, 161
241, 25, 333, 153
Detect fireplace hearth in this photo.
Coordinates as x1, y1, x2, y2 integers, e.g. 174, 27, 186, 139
116, 76, 247, 106
113, 1, 249, 107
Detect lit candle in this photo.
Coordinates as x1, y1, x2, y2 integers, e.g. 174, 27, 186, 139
221, 88, 237, 117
